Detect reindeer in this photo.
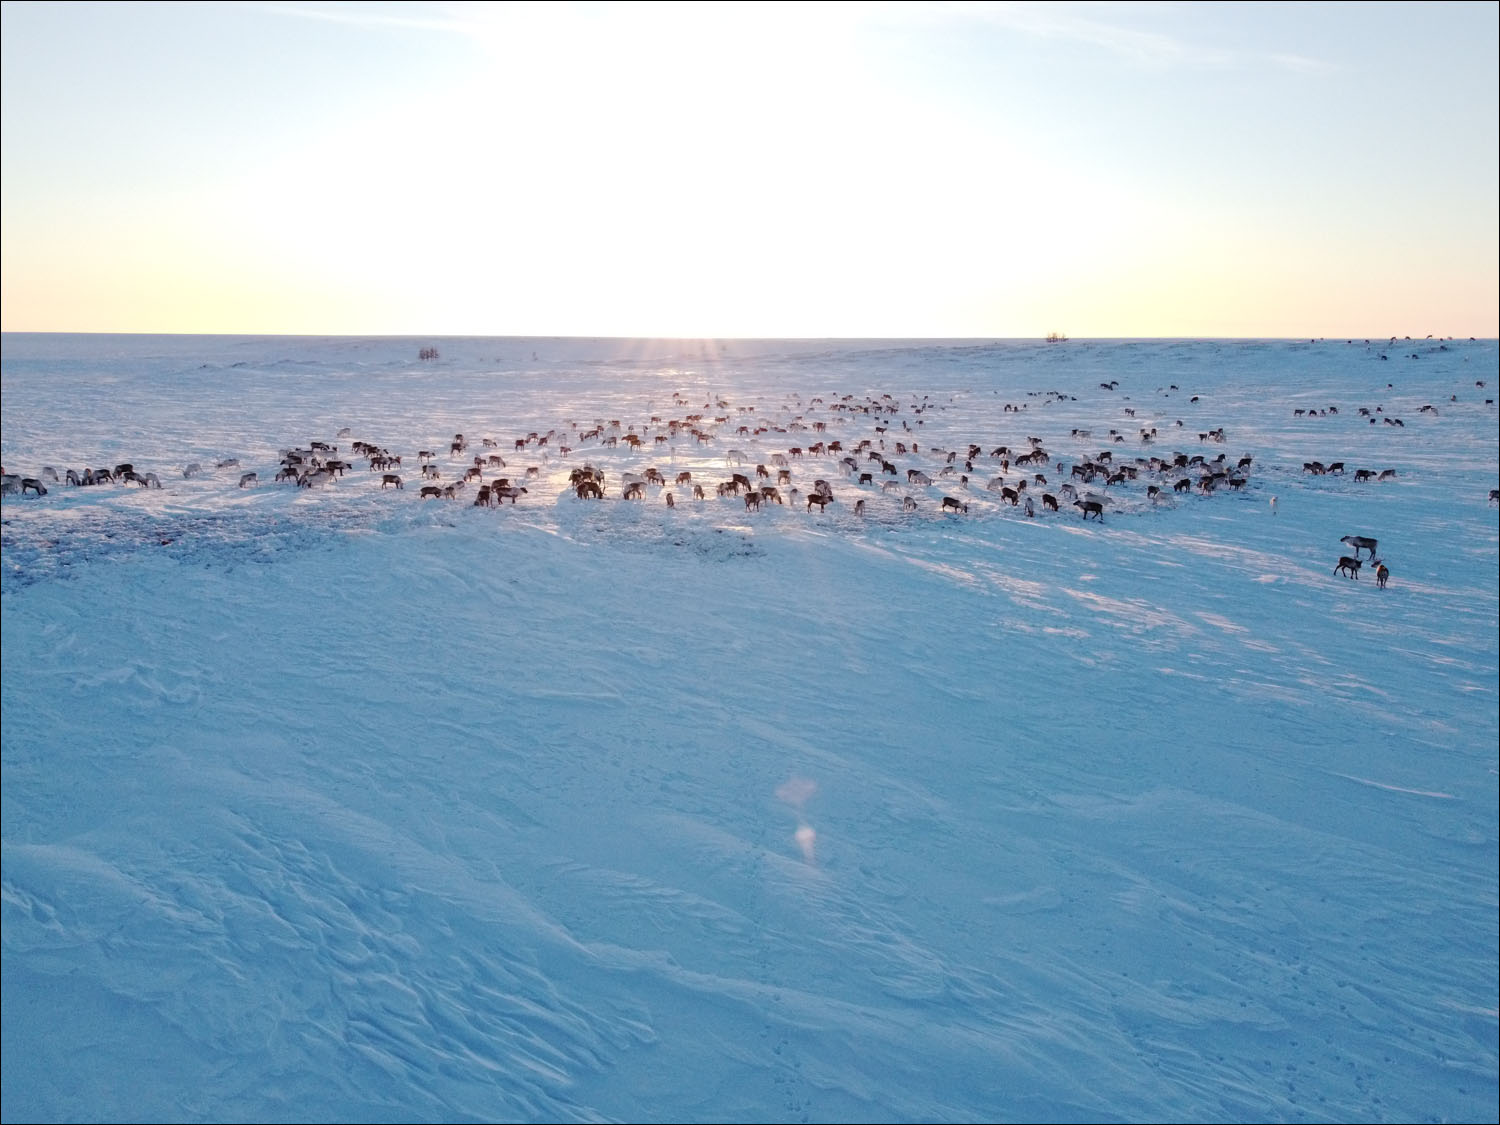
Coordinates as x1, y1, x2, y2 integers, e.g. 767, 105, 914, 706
1074, 500, 1105, 521
1374, 559, 1390, 588
941, 497, 968, 513
1341, 535, 1378, 560
382, 474, 403, 489
239, 472, 258, 488
806, 492, 833, 512
1334, 556, 1362, 579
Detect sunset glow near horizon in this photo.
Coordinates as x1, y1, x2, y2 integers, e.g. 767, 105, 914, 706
2, 1, 1496, 339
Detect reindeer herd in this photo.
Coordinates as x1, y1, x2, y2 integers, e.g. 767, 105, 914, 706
5, 379, 1491, 590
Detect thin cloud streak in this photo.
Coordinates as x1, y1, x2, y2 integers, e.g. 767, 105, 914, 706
244, 1, 1335, 74
914, 1, 1338, 73
245, 2, 476, 35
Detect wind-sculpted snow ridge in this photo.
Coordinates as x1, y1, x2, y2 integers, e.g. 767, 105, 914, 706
3, 335, 1497, 1124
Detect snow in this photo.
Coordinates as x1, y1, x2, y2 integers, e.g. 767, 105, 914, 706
3, 333, 1497, 1123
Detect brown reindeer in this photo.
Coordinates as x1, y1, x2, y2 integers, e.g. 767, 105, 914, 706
807, 492, 833, 512
1334, 556, 1362, 579
941, 497, 968, 513
1074, 500, 1105, 521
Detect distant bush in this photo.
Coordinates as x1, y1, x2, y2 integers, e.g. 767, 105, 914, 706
419, 347, 440, 361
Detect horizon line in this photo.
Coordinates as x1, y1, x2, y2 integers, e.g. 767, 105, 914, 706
4, 330, 1490, 343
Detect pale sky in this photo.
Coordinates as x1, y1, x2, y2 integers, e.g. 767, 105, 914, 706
2, 1, 1496, 338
